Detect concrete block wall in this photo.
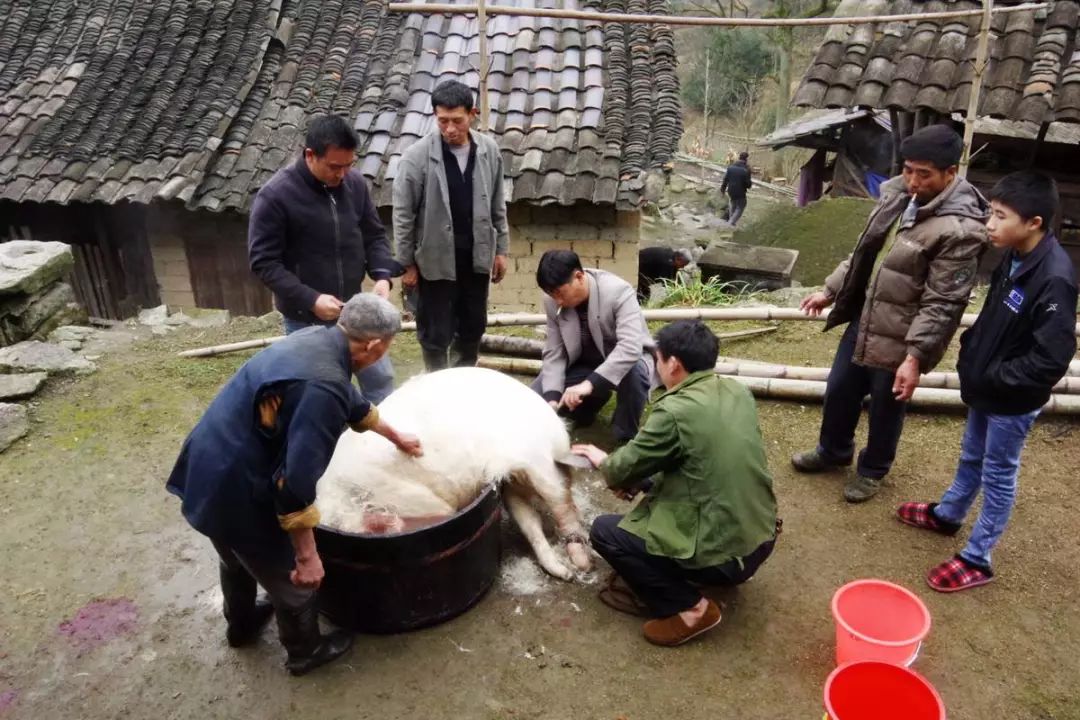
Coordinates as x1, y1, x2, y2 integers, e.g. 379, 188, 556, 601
491, 203, 641, 312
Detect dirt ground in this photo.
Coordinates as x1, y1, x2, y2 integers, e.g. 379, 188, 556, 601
2, 316, 1079, 720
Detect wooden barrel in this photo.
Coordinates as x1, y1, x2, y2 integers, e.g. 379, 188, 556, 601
314, 486, 502, 633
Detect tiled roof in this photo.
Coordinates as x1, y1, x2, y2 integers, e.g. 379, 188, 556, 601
0, 0, 279, 206
792, 0, 1080, 126
0, 0, 681, 212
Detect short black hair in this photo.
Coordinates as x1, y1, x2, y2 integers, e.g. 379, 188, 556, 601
900, 125, 963, 170
536, 250, 582, 293
655, 320, 719, 373
738, 151, 749, 161
988, 171, 1058, 227
431, 80, 475, 112
305, 114, 358, 156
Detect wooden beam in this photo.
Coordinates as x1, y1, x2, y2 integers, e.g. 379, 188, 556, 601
387, 1, 1045, 27
960, 0, 994, 179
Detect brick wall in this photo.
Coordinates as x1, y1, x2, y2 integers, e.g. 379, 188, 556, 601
143, 200, 641, 315
490, 203, 641, 312
146, 204, 196, 309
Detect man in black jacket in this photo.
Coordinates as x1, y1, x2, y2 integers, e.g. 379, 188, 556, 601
637, 246, 692, 303
248, 115, 398, 403
897, 171, 1077, 593
721, 151, 753, 226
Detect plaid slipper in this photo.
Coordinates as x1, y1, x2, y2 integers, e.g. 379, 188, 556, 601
927, 555, 994, 593
897, 502, 962, 537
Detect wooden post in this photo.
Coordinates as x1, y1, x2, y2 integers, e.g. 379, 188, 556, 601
960, 0, 993, 178
704, 49, 711, 143
477, 0, 489, 132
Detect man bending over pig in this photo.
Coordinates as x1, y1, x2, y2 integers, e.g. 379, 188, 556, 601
574, 321, 779, 646
167, 294, 421, 675
533, 249, 654, 444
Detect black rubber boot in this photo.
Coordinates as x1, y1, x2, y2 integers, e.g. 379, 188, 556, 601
277, 600, 353, 677
450, 338, 481, 368
220, 563, 275, 648
422, 347, 449, 372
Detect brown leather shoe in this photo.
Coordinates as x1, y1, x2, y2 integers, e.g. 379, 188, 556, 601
642, 599, 722, 647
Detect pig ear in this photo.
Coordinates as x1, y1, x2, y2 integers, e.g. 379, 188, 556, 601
555, 454, 593, 470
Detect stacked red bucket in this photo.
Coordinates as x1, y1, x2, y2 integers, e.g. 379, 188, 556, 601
824, 580, 945, 720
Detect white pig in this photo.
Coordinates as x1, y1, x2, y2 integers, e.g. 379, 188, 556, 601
316, 367, 592, 580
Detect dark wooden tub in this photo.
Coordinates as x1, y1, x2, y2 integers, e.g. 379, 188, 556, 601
314, 486, 502, 633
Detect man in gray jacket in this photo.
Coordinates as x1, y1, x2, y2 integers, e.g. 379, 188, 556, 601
533, 250, 654, 444
393, 81, 509, 371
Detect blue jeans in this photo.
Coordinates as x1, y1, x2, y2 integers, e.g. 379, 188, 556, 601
283, 318, 395, 404
936, 408, 1040, 568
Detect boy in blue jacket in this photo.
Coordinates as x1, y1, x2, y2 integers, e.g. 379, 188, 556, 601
897, 171, 1077, 592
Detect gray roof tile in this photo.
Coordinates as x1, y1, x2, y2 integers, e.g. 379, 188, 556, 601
795, 0, 1080, 127
1, 0, 679, 212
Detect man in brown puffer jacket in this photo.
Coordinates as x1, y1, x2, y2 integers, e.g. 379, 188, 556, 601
793, 125, 989, 503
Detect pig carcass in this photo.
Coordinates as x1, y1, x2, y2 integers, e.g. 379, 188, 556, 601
316, 367, 592, 580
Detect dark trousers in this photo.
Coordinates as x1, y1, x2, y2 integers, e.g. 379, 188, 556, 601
417, 249, 490, 370
727, 194, 747, 225
212, 539, 313, 618
590, 514, 776, 618
817, 322, 907, 479
530, 358, 650, 443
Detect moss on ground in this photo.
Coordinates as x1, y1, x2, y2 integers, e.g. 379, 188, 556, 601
732, 196, 876, 285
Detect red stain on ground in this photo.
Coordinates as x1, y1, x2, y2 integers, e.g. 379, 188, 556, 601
0, 690, 18, 713
57, 598, 138, 651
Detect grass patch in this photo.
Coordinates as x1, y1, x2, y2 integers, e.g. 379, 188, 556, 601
652, 277, 762, 308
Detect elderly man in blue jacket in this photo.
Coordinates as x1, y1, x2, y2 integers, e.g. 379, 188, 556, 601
248, 114, 400, 403
167, 294, 421, 675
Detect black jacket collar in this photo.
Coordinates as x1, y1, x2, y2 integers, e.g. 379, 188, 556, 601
1007, 232, 1058, 283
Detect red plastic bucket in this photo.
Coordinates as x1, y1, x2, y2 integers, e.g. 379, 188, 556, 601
831, 579, 931, 666
824, 661, 946, 720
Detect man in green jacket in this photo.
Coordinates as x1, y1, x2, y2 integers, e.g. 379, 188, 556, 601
573, 320, 779, 647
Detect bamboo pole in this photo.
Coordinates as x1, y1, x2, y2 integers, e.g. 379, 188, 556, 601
713, 356, 1080, 395
477, 0, 489, 132
477, 326, 778, 359
178, 307, 1080, 358
960, 0, 994, 178
479, 334, 545, 356
474, 356, 1080, 413
387, 2, 1045, 27
178, 335, 285, 358
477, 356, 543, 374
722, 375, 1080, 415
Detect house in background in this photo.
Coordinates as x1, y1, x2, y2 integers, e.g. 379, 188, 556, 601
767, 0, 1080, 264
0, 0, 681, 319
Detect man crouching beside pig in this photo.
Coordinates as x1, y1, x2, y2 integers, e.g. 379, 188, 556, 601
574, 321, 779, 646
166, 294, 421, 675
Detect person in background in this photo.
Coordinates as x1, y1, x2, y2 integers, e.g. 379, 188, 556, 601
166, 294, 421, 675
637, 246, 693, 304
248, 114, 398, 404
897, 171, 1077, 592
791, 125, 989, 503
721, 151, 753, 226
573, 321, 779, 647
533, 250, 653, 444
393, 80, 509, 371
